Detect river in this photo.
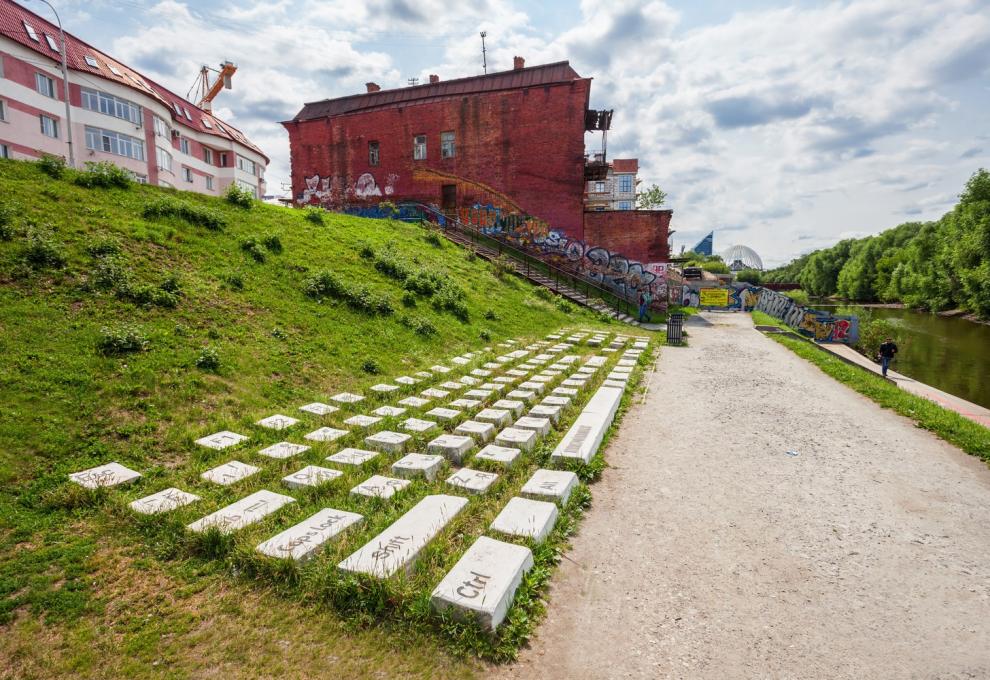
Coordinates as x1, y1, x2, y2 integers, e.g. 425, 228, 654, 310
823, 305, 990, 410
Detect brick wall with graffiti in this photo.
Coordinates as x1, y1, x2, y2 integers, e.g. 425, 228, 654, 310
755, 288, 858, 343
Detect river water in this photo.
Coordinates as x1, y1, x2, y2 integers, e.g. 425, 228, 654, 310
823, 306, 990, 410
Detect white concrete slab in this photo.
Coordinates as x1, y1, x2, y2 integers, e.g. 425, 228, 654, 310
603, 380, 627, 389
364, 430, 411, 453
298, 402, 338, 416
256, 414, 299, 430
283, 465, 344, 489
338, 494, 469, 577
584, 356, 608, 367
470, 369, 492, 377
492, 376, 516, 385
350, 475, 411, 499
473, 444, 522, 467
474, 408, 512, 426
330, 392, 364, 404
528, 375, 553, 383
489, 497, 558, 543
430, 365, 452, 373
394, 376, 418, 385
188, 490, 295, 534
425, 407, 461, 422
495, 427, 537, 452
550, 385, 624, 465
201, 460, 259, 486
480, 382, 506, 392
528, 404, 562, 424
617, 359, 636, 367
451, 356, 471, 365
513, 416, 551, 436
440, 381, 466, 390
492, 399, 525, 417
130, 487, 198, 514
506, 369, 529, 377
344, 414, 383, 429
258, 441, 310, 459
454, 420, 496, 443
402, 417, 438, 433
427, 434, 476, 464
464, 389, 493, 400
392, 453, 446, 481
449, 398, 481, 410
541, 395, 572, 407
370, 383, 400, 393
415, 371, 433, 379
517, 381, 546, 393
195, 431, 248, 450
326, 447, 380, 466
506, 389, 536, 402
304, 427, 349, 443
372, 405, 407, 417
561, 379, 587, 388
257, 508, 363, 562
421, 388, 450, 399
459, 376, 480, 386
521, 469, 579, 505
398, 396, 430, 408
483, 362, 501, 370
445, 468, 498, 495
69, 462, 141, 489
552, 387, 578, 397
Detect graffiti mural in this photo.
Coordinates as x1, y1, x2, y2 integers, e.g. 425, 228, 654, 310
755, 288, 858, 344
299, 172, 399, 207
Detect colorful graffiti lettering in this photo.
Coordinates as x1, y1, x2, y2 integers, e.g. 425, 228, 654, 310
755, 289, 858, 344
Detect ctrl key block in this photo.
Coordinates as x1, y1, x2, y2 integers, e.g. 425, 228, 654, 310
431, 536, 534, 631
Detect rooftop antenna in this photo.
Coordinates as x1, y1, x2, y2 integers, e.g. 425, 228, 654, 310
407, 77, 419, 86
480, 31, 488, 74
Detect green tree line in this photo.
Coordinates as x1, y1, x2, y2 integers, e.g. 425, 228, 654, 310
764, 169, 990, 318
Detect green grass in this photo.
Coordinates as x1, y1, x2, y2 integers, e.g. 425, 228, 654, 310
0, 158, 650, 677
755, 311, 990, 464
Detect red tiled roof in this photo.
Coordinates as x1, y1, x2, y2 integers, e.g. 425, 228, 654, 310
612, 158, 638, 173
0, 0, 267, 161
289, 61, 585, 122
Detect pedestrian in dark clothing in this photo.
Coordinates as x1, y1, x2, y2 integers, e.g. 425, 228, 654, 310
877, 337, 898, 377
638, 291, 651, 323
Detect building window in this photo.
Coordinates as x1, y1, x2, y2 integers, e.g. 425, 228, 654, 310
156, 146, 173, 172
0, 100, 6, 122
81, 88, 142, 126
84, 55, 99, 69
153, 115, 170, 138
23, 21, 39, 42
40, 115, 58, 138
205, 175, 213, 190
594, 181, 605, 193
134, 175, 147, 184
35, 73, 56, 98
1, 144, 9, 159
236, 154, 256, 175
236, 179, 256, 197
183, 167, 193, 183
369, 141, 379, 166
219, 152, 227, 167
618, 175, 633, 193
440, 131, 455, 158
618, 201, 633, 210
45, 34, 59, 52
203, 148, 212, 164
179, 138, 189, 155
85, 126, 145, 161
413, 135, 426, 160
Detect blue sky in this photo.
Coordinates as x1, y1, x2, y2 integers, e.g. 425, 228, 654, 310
39, 0, 990, 267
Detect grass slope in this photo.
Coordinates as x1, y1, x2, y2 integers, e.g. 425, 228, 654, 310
0, 159, 616, 678
752, 310, 990, 463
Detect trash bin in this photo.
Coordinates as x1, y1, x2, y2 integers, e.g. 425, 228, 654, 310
667, 313, 684, 346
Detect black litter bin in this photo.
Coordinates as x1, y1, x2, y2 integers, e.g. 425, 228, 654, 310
667, 313, 684, 346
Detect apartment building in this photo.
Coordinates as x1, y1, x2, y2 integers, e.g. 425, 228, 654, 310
585, 158, 639, 210
0, 0, 268, 197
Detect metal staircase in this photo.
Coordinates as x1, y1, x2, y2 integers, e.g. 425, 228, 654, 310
401, 202, 645, 326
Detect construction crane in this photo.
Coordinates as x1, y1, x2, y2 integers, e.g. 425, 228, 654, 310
189, 61, 236, 111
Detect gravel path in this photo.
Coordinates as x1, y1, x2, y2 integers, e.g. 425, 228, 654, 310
495, 312, 990, 679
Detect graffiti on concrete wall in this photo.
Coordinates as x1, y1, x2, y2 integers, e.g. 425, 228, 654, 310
755, 288, 858, 344
299, 172, 399, 207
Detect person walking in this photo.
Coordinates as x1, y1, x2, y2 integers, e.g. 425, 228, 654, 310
638, 289, 652, 323
877, 337, 898, 378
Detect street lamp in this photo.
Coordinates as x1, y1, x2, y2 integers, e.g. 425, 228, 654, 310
31, 0, 74, 168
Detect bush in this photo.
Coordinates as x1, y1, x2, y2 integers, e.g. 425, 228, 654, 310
73, 161, 132, 189
221, 271, 244, 291
304, 270, 393, 316
91, 257, 130, 290
23, 229, 67, 270
400, 315, 437, 337
784, 289, 810, 306
37, 154, 66, 179
96, 325, 148, 356
195, 346, 221, 371
271, 327, 287, 340
424, 231, 443, 247
404, 269, 443, 295
240, 237, 266, 263
117, 282, 179, 308
262, 233, 283, 254
224, 184, 254, 209
534, 286, 553, 302
491, 255, 513, 280
484, 309, 500, 321
597, 311, 614, 324
143, 197, 226, 231
431, 283, 469, 322
374, 249, 412, 281
401, 290, 417, 307
85, 237, 121, 257
304, 270, 347, 300
857, 317, 902, 360
303, 207, 325, 225
358, 243, 375, 259
735, 268, 763, 285
0, 202, 15, 241
479, 330, 492, 341
160, 274, 181, 294
554, 296, 575, 314
362, 359, 381, 374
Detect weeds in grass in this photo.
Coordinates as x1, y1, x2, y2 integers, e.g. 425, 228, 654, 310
484, 309, 500, 321
424, 231, 444, 247
143, 196, 226, 231
85, 237, 121, 257
362, 359, 382, 374
96, 324, 149, 356
221, 271, 244, 290
304, 270, 394, 316
72, 161, 132, 189
0, 201, 15, 240
262, 233, 283, 254
23, 228, 67, 270
303, 207, 325, 225
224, 184, 255, 209
240, 237, 267, 263
401, 290, 417, 307
491, 254, 513, 280
37, 153, 66, 179
195, 346, 221, 371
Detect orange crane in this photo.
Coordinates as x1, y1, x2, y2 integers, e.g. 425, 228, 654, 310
192, 61, 236, 111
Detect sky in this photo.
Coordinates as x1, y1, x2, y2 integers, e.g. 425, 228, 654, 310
35, 0, 990, 267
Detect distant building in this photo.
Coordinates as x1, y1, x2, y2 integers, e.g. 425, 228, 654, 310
0, 0, 268, 197
585, 158, 639, 211
283, 58, 672, 264
692, 231, 714, 256
722, 244, 764, 271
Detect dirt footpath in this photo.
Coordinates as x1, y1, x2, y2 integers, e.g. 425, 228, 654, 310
496, 312, 990, 679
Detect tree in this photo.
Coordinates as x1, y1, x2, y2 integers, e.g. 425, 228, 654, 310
735, 268, 762, 285
637, 184, 667, 209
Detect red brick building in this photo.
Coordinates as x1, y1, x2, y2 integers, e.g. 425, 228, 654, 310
283, 57, 670, 263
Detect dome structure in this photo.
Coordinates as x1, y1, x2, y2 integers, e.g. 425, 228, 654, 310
722, 245, 764, 271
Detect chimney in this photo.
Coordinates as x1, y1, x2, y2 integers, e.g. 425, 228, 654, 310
513, 56, 525, 70
429, 74, 440, 84
365, 82, 380, 93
